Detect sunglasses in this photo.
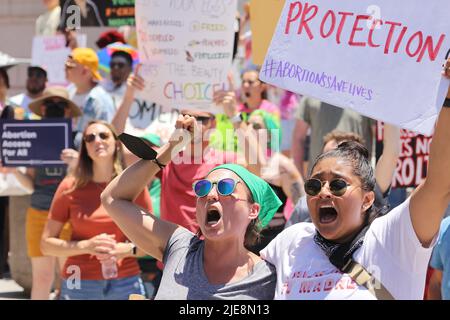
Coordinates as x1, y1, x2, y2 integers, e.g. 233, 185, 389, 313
193, 178, 241, 197
83, 132, 111, 143
44, 100, 68, 108
304, 178, 351, 197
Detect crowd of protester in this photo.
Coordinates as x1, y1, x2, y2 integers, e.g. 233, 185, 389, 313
0, 0, 449, 300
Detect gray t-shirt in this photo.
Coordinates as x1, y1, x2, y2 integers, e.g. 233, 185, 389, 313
155, 228, 276, 300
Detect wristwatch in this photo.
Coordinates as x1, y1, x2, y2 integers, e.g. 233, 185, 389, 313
230, 112, 243, 124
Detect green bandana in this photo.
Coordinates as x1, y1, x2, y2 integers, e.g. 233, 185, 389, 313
250, 109, 282, 152
208, 164, 282, 228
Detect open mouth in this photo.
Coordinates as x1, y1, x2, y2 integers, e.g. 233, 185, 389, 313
206, 208, 222, 226
319, 206, 338, 224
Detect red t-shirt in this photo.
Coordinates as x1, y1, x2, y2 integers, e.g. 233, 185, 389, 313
158, 147, 238, 233
49, 177, 153, 280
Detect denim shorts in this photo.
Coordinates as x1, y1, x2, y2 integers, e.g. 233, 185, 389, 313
60, 275, 146, 300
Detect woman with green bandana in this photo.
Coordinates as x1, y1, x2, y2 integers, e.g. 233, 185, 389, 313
101, 114, 280, 299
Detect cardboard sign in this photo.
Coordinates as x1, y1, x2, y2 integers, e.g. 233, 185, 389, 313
0, 120, 72, 167
32, 35, 87, 86
376, 121, 432, 188
260, 0, 450, 135
135, 0, 237, 112
250, 0, 286, 66
59, 0, 135, 27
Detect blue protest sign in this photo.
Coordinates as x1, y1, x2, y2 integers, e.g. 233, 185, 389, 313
0, 119, 72, 167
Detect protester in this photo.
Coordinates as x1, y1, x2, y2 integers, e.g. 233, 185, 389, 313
101, 115, 280, 299
65, 48, 115, 148
9, 66, 48, 119
259, 60, 450, 300
36, 0, 61, 36
41, 120, 152, 300
101, 50, 133, 109
211, 67, 280, 152
286, 125, 401, 227
112, 70, 245, 234
2, 87, 80, 299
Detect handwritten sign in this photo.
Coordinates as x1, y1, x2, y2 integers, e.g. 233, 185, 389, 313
135, 0, 237, 112
125, 98, 178, 144
250, 0, 285, 66
0, 120, 72, 167
260, 0, 450, 135
376, 122, 432, 188
59, 0, 135, 27
32, 35, 87, 86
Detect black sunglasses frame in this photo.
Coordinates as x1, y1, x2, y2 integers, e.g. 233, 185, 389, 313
84, 132, 111, 143
304, 178, 351, 197
43, 100, 68, 109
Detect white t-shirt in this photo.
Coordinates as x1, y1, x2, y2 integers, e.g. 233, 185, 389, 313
261, 197, 435, 300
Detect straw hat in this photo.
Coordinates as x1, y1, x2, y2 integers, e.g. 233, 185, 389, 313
28, 86, 82, 118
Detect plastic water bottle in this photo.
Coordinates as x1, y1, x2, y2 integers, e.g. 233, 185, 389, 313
101, 257, 118, 279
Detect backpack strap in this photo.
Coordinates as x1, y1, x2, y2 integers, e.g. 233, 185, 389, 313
342, 259, 395, 300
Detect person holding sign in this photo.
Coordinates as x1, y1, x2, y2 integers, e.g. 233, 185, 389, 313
41, 120, 152, 300
259, 60, 450, 300
1, 86, 80, 299
101, 115, 279, 299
